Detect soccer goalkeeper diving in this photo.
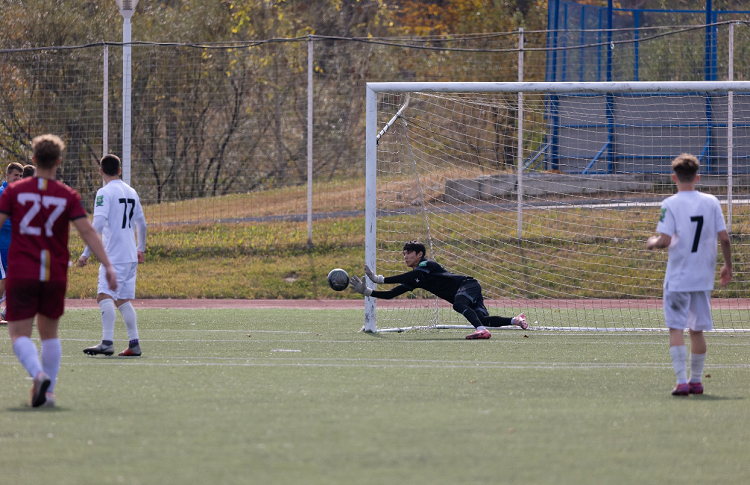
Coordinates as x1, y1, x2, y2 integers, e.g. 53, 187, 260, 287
349, 240, 527, 339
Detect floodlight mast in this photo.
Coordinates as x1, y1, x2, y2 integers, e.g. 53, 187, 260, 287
115, 0, 139, 185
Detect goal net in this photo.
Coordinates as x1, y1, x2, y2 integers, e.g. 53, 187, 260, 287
364, 81, 750, 333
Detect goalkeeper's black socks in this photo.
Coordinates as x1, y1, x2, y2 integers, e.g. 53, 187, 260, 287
479, 315, 513, 327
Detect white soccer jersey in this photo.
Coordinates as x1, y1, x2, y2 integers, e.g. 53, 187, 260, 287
656, 190, 726, 292
91, 179, 146, 264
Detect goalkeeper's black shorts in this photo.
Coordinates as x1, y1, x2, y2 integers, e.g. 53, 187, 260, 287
455, 279, 489, 317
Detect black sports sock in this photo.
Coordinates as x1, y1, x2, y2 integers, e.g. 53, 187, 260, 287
479, 315, 513, 327
453, 296, 483, 328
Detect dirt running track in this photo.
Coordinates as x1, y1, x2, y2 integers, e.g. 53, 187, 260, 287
64, 299, 750, 310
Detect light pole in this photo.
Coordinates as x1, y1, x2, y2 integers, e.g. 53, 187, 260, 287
115, 0, 139, 185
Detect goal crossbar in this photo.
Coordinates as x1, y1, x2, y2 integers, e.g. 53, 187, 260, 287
367, 81, 750, 94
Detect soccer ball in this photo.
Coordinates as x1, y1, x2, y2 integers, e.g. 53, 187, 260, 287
327, 268, 349, 291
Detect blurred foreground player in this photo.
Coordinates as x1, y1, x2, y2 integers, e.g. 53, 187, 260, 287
0, 135, 117, 407
349, 240, 527, 339
79, 154, 147, 357
647, 154, 732, 396
0, 162, 22, 323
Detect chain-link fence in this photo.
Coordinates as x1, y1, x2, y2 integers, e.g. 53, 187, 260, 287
1, 24, 749, 233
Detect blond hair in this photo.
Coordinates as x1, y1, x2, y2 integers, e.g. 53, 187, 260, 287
32, 134, 65, 169
671, 153, 700, 183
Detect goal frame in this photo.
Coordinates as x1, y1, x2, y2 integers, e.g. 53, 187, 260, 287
364, 81, 750, 333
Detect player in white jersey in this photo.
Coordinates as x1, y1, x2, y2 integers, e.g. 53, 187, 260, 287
79, 154, 147, 357
647, 153, 732, 396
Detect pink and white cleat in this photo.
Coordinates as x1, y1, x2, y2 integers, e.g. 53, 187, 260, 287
688, 382, 703, 395
514, 313, 528, 330
671, 383, 689, 396
466, 329, 491, 340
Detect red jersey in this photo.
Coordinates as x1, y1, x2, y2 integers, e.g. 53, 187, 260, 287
0, 177, 87, 282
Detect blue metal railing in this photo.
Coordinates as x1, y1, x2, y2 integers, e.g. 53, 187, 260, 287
543, 1, 750, 175
541, 92, 750, 175
545, 1, 750, 84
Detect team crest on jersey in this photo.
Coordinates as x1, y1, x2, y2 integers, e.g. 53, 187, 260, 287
419, 261, 427, 267
659, 208, 666, 222
96, 195, 104, 207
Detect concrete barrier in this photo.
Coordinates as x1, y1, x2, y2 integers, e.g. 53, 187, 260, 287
444, 173, 740, 202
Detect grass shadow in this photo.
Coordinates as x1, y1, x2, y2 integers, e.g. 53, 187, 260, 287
362, 331, 389, 339
690, 394, 746, 401
6, 406, 67, 412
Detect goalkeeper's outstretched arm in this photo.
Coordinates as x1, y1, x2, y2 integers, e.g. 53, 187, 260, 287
370, 286, 410, 299
349, 275, 411, 299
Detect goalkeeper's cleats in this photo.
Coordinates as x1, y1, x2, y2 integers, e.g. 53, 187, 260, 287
671, 383, 689, 396
83, 342, 114, 356
119, 343, 142, 357
30, 371, 51, 407
688, 382, 704, 394
514, 313, 528, 330
466, 329, 491, 340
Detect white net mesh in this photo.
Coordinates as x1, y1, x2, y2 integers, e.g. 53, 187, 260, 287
373, 87, 750, 331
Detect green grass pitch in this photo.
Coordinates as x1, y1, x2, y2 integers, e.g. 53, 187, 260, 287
2, 309, 750, 484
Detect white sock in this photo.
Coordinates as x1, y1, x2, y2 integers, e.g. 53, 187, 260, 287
689, 353, 706, 384
118, 302, 139, 341
41, 338, 62, 394
476, 326, 487, 332
12, 336, 42, 378
511, 317, 517, 325
99, 299, 116, 342
670, 345, 688, 385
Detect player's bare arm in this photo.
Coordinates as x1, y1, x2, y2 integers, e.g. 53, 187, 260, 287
646, 232, 671, 250
719, 229, 732, 286
78, 214, 107, 267
73, 217, 118, 291
135, 212, 147, 264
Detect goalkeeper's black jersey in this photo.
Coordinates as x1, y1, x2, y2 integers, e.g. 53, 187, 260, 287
370, 258, 471, 303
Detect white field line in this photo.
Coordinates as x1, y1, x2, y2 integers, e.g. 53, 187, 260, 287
3, 336, 750, 346
3, 359, 750, 370
0, 355, 684, 365
2, 351, 750, 368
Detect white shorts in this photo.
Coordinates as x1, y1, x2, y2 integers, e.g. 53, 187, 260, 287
98, 262, 138, 301
663, 290, 713, 331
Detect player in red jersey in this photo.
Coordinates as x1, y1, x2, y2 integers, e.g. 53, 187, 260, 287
0, 134, 117, 408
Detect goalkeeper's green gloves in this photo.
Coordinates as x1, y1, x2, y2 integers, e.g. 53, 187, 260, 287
349, 275, 373, 296
364, 265, 384, 284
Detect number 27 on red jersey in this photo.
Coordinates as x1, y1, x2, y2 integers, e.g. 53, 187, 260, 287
18, 193, 67, 237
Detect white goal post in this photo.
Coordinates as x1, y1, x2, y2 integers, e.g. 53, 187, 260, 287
365, 81, 750, 333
